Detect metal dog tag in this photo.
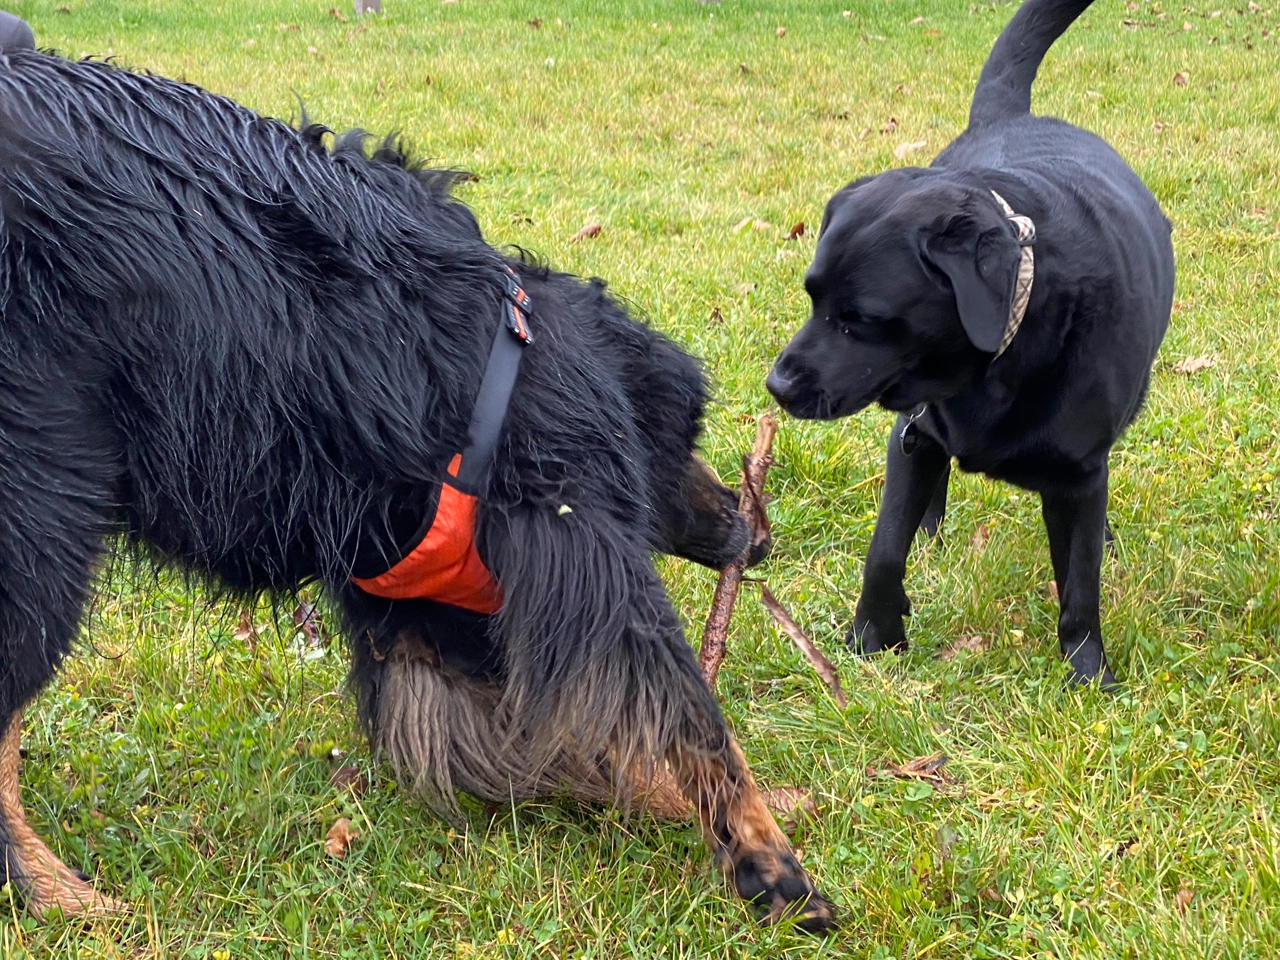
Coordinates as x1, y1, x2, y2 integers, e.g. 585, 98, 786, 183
899, 421, 919, 456
899, 405, 927, 456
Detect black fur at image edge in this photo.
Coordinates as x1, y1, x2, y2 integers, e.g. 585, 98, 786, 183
0, 33, 833, 930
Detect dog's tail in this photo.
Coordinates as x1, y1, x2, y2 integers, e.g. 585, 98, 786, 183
968, 0, 1095, 129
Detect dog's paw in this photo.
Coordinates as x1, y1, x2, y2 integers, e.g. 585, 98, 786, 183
847, 616, 907, 655
732, 850, 837, 935
1063, 642, 1119, 690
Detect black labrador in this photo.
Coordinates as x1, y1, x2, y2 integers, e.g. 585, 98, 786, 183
766, 0, 1173, 686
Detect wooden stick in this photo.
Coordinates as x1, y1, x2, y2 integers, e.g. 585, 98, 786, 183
755, 583, 849, 710
698, 413, 777, 689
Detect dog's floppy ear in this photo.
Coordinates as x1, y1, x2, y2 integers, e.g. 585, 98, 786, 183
921, 214, 1021, 353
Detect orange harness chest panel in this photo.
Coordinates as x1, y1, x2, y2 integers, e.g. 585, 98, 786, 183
350, 269, 532, 616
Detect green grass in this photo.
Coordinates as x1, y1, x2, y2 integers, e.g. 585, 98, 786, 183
2, 0, 1279, 956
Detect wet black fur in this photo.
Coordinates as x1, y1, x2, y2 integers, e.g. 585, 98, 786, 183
0, 50, 746, 900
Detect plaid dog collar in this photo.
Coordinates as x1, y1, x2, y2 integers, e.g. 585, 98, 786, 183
989, 190, 1036, 359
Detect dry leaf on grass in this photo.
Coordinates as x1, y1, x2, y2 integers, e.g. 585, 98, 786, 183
1175, 886, 1194, 915
1047, 580, 1060, 603
763, 787, 817, 834
1173, 354, 1215, 375
709, 307, 724, 324
1173, 71, 1189, 86
908, 16, 925, 25
785, 221, 806, 241
527, 17, 542, 29
938, 635, 988, 661
867, 752, 965, 797
776, 26, 786, 37
880, 117, 898, 133
329, 766, 368, 797
893, 140, 927, 160
294, 601, 322, 646
734, 282, 757, 296
970, 522, 989, 555
569, 222, 602, 243
324, 818, 358, 859
234, 609, 259, 652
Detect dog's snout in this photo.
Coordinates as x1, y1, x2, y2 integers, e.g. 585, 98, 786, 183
766, 359, 798, 405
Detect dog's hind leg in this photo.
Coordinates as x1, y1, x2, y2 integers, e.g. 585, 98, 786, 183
849, 418, 950, 654
1041, 469, 1118, 689
1, 712, 124, 918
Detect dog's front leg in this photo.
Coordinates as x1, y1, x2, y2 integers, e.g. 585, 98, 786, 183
848, 417, 950, 654
1040, 470, 1118, 688
667, 737, 835, 934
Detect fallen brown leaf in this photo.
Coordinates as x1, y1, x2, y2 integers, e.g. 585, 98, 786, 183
569, 222, 603, 243
234, 609, 259, 653
938, 635, 988, 661
329, 765, 368, 797
324, 818, 358, 858
528, 17, 542, 29
1153, 120, 1170, 132
1047, 580, 1060, 603
1175, 886, 1194, 915
970, 522, 989, 555
1173, 354, 1215, 375
785, 221, 806, 241
294, 601, 322, 647
893, 140, 928, 160
328, 7, 347, 20
709, 307, 724, 324
1173, 71, 1189, 86
879, 117, 898, 133
867, 752, 965, 797
908, 16, 925, 25
734, 282, 756, 297
776, 26, 786, 38
763, 786, 817, 834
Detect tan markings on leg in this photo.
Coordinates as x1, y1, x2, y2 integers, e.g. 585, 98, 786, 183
612, 759, 693, 821
0, 712, 124, 919
667, 736, 835, 931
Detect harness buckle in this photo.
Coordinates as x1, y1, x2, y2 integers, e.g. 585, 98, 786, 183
502, 267, 534, 345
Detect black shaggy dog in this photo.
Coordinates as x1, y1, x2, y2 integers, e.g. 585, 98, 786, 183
0, 34, 833, 930
767, 0, 1173, 687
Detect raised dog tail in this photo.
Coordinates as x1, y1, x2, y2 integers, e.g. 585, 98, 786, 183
968, 0, 1095, 129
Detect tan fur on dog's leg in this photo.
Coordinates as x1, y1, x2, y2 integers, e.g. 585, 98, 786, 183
0, 712, 124, 919
668, 736, 834, 933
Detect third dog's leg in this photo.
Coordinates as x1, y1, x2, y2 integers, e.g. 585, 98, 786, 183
1040, 470, 1117, 688
667, 736, 835, 933
848, 419, 950, 653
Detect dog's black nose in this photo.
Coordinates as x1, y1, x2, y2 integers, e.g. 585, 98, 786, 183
766, 363, 797, 405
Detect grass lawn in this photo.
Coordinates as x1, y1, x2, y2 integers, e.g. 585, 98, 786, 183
3, 0, 1279, 956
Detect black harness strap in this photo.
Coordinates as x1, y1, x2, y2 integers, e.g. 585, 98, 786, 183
450, 266, 533, 495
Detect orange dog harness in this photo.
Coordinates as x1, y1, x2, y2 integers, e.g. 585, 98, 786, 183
350, 268, 532, 615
